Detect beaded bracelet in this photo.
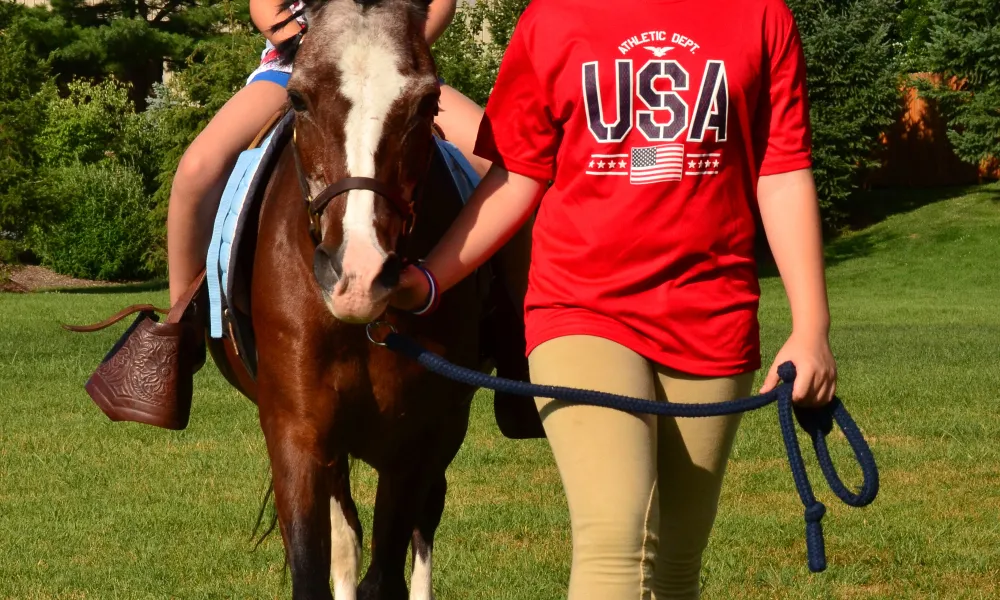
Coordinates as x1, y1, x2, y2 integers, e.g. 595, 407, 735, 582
411, 264, 441, 316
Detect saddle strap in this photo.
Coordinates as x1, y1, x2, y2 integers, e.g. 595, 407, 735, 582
62, 304, 168, 333
249, 108, 288, 151
63, 270, 206, 333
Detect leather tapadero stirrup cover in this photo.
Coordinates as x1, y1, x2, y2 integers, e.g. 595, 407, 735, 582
68, 271, 208, 430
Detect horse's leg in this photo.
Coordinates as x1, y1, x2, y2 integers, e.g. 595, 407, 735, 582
358, 470, 427, 600
261, 410, 334, 600
409, 472, 446, 600
330, 457, 363, 599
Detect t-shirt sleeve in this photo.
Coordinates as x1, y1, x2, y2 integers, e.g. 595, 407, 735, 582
473, 20, 560, 181
756, 2, 812, 176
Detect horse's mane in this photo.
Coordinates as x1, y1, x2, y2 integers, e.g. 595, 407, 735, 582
270, 0, 419, 65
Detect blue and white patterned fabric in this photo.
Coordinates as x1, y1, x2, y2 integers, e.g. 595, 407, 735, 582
435, 137, 480, 204
206, 123, 284, 338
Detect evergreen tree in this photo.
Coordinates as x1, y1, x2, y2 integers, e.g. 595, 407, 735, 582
0, 3, 56, 241
13, 0, 248, 109
918, 0, 1000, 166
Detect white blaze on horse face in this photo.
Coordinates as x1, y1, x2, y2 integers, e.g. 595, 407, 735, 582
329, 6, 411, 319
330, 497, 360, 599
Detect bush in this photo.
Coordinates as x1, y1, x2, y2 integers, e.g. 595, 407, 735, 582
29, 162, 153, 281
916, 0, 1000, 167
36, 77, 158, 179
786, 0, 904, 228
432, 0, 529, 106
0, 4, 56, 242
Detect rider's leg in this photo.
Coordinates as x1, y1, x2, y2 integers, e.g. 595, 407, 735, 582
435, 84, 492, 178
435, 84, 531, 316
166, 80, 288, 305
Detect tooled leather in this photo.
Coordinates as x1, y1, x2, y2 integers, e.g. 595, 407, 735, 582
93, 319, 186, 409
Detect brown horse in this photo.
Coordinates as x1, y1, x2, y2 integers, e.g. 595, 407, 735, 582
249, 0, 487, 598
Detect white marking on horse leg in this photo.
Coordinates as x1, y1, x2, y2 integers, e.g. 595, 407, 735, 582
330, 497, 360, 599
409, 536, 434, 600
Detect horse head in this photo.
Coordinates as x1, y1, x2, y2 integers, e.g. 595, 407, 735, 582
281, 0, 439, 323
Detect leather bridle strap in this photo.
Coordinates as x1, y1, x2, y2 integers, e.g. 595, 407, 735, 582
290, 129, 413, 243
310, 176, 411, 221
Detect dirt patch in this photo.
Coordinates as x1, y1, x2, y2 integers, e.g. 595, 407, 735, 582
0, 264, 28, 293
0, 264, 107, 293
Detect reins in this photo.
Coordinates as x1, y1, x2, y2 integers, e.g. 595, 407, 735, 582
366, 321, 879, 573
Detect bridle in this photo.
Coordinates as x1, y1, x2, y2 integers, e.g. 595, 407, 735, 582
290, 124, 420, 245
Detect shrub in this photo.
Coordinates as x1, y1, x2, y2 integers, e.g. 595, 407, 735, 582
0, 5, 55, 243
432, 0, 529, 107
29, 162, 153, 281
35, 77, 158, 176
786, 0, 904, 228
916, 0, 1000, 167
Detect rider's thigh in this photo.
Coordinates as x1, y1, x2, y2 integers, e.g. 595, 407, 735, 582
173, 81, 289, 197
435, 84, 491, 178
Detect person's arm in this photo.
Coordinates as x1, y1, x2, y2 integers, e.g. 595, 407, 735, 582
425, 0, 457, 45
757, 168, 836, 406
250, 0, 302, 44
391, 165, 545, 310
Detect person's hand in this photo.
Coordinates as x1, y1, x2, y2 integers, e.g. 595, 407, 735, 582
388, 264, 431, 312
759, 331, 836, 406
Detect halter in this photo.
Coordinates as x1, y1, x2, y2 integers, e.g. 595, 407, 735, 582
290, 123, 420, 245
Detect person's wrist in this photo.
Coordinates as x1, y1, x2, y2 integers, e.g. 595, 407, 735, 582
791, 309, 830, 341
410, 264, 440, 316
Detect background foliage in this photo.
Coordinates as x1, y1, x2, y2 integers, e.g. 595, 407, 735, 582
0, 0, 994, 280
785, 0, 903, 225
915, 0, 1000, 167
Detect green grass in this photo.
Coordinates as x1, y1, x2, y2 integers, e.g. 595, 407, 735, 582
2, 184, 999, 599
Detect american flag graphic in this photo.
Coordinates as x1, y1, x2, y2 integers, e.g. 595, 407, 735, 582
630, 144, 685, 184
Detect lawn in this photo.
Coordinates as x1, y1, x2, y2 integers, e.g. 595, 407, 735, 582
1, 184, 999, 599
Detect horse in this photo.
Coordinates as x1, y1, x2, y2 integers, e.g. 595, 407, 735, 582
244, 0, 495, 597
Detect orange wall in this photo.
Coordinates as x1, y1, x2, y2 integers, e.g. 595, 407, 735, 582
872, 73, 998, 187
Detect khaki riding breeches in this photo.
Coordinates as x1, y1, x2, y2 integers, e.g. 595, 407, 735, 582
529, 335, 754, 600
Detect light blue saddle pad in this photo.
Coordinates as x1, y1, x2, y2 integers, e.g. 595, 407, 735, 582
206, 134, 480, 339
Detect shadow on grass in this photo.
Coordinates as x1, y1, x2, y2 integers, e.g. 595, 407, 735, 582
46, 279, 168, 295
757, 183, 1000, 278
845, 183, 1000, 229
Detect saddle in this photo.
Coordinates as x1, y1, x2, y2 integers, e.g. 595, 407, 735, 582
67, 110, 544, 439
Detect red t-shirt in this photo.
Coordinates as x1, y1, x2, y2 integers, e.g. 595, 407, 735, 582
475, 0, 812, 376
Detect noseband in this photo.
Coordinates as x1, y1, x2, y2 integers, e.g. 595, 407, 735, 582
290, 124, 416, 244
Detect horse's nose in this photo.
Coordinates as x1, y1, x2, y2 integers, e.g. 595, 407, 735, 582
313, 244, 343, 293
375, 253, 402, 290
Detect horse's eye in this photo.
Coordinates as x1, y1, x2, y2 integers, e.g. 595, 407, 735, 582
288, 90, 308, 112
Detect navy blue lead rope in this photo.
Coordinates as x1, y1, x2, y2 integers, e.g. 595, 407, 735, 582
379, 330, 879, 573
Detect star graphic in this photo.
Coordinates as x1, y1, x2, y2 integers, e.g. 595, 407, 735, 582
712, 159, 720, 168
597, 160, 606, 168
688, 160, 697, 169
589, 160, 595, 168
618, 160, 627, 168
698, 160, 705, 168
